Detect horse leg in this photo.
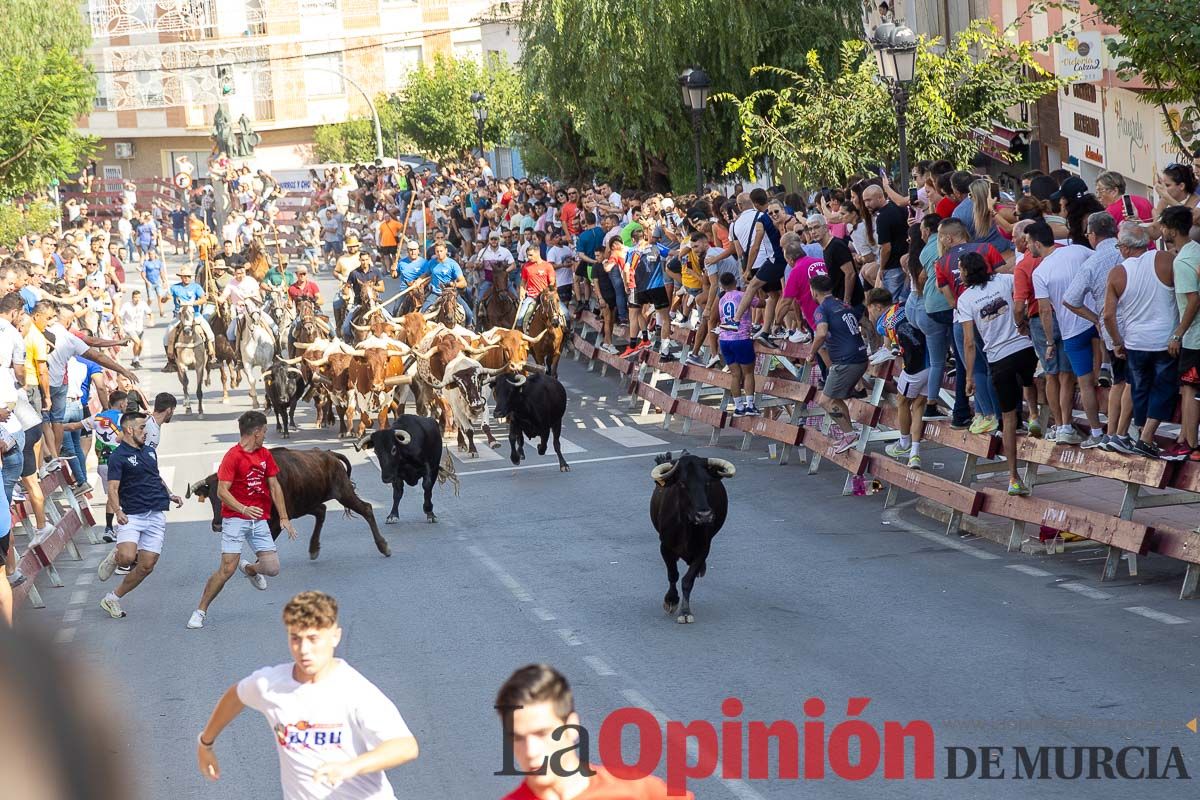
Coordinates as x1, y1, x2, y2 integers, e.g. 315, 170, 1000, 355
196, 364, 205, 419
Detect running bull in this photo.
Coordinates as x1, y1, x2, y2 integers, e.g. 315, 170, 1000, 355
185, 447, 390, 559
355, 415, 460, 523
490, 371, 571, 472
649, 451, 735, 624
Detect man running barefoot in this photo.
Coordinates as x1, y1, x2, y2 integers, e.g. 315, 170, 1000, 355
197, 591, 419, 797
187, 410, 296, 630
96, 411, 183, 618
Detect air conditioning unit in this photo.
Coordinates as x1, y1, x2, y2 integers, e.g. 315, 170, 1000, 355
114, 142, 135, 159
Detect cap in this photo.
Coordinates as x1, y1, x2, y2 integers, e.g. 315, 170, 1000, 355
1050, 175, 1089, 203
661, 198, 675, 211
295, 264, 308, 273
179, 265, 195, 276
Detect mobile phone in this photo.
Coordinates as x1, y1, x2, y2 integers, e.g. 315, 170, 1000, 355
877, 166, 887, 180
908, 187, 919, 204
1122, 194, 1136, 219
989, 182, 1000, 200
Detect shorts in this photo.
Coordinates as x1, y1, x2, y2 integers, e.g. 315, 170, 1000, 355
115, 510, 166, 554
575, 262, 590, 280
896, 368, 930, 399
823, 361, 868, 400
379, 245, 397, 259
1062, 327, 1098, 377
636, 286, 670, 310
49, 384, 69, 424
556, 284, 573, 304
1179, 347, 1200, 387
683, 286, 702, 298
754, 258, 787, 286
989, 347, 1038, 414
220, 516, 276, 555
719, 337, 756, 365
147, 281, 169, 300
20, 424, 41, 478
1106, 349, 1128, 384
1028, 317, 1066, 375
322, 240, 343, 258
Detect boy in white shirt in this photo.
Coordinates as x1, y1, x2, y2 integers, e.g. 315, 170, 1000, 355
120, 289, 152, 369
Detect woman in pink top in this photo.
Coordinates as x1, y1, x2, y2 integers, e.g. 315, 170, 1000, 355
1095, 170, 1153, 223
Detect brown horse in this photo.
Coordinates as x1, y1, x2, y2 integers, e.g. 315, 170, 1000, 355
244, 240, 271, 281
423, 286, 467, 329
207, 301, 241, 402
476, 282, 517, 331
528, 290, 567, 376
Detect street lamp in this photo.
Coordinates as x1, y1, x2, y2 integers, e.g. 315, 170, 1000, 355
868, 21, 917, 193
678, 67, 711, 194
470, 91, 488, 159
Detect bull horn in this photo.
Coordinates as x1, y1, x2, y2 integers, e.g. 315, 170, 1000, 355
522, 362, 546, 373
385, 340, 411, 353
384, 375, 413, 387
651, 461, 679, 486
307, 353, 331, 367
480, 365, 508, 376
465, 343, 502, 355
354, 433, 371, 452
277, 355, 304, 364
394, 430, 412, 445
507, 373, 527, 387
422, 310, 438, 320
521, 329, 549, 344
412, 347, 436, 359
314, 318, 331, 330
352, 321, 374, 331
706, 458, 736, 478
286, 367, 304, 375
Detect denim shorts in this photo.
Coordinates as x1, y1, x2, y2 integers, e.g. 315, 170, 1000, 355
1028, 317, 1066, 375
220, 517, 276, 555
49, 383, 69, 423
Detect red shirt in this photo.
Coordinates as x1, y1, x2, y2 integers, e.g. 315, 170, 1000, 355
288, 281, 319, 302
501, 767, 692, 800
934, 196, 958, 219
934, 242, 1003, 301
521, 260, 556, 297
1012, 253, 1045, 318
217, 444, 279, 519
561, 201, 581, 236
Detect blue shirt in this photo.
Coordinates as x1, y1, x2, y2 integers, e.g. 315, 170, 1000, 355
952, 196, 976, 239
427, 258, 464, 296
170, 281, 204, 314
79, 358, 103, 407
629, 244, 668, 291
136, 221, 156, 246
396, 257, 430, 287
142, 258, 164, 285
814, 296, 868, 365
107, 442, 170, 515
19, 286, 38, 314
576, 226, 605, 261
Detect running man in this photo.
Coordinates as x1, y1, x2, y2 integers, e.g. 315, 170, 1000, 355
197, 591, 420, 795
187, 410, 296, 630
496, 663, 690, 800
96, 411, 183, 618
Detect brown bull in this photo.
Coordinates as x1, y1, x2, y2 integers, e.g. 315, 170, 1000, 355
473, 327, 548, 373
346, 336, 412, 437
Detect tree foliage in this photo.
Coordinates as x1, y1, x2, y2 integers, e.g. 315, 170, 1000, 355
717, 19, 1064, 189
0, 0, 96, 198
1093, 0, 1200, 153
517, 0, 859, 190
313, 103, 415, 164
0, 199, 59, 249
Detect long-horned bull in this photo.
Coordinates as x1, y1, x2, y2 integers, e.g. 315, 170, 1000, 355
184, 447, 390, 560
354, 414, 460, 524
648, 451, 734, 624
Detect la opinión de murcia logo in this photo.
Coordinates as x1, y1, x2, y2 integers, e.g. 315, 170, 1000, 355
496, 699, 1191, 795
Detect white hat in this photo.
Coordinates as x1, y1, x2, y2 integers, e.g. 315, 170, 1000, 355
661, 198, 675, 211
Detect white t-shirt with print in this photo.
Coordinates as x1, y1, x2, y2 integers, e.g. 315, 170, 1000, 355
237, 659, 412, 800
45, 323, 89, 386
954, 273, 1033, 363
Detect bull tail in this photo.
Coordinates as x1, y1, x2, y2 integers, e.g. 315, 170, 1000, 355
437, 450, 461, 497
331, 451, 353, 478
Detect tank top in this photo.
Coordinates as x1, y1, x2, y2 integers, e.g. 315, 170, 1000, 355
1118, 250, 1178, 351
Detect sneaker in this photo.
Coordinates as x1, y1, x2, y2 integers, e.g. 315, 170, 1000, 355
718, 318, 738, 331
102, 528, 116, 543
131, 359, 141, 369
685, 353, 706, 367
97, 549, 118, 581
187, 609, 206, 629
968, 415, 997, 435
33, 524, 53, 541
732, 406, 748, 417
8, 572, 26, 588
658, 351, 678, 362
1027, 420, 1043, 439
705, 355, 721, 369
751, 323, 763, 336
99, 595, 126, 619
788, 329, 812, 344
770, 328, 791, 341
833, 430, 859, 454
754, 331, 778, 348
37, 460, 62, 478
1080, 434, 1104, 450
907, 454, 922, 470
1161, 442, 1193, 462
1108, 435, 1138, 455
1189, 448, 1200, 463
950, 418, 971, 430
744, 404, 762, 416
1097, 434, 1118, 453
242, 561, 267, 590
599, 343, 619, 355
633, 339, 653, 353
618, 345, 639, 358
115, 564, 132, 575
1055, 427, 1084, 445
12, 486, 25, 503
1131, 439, 1161, 459
922, 406, 947, 420
73, 481, 93, 497
884, 442, 911, 459
868, 347, 895, 366
1008, 480, 1031, 497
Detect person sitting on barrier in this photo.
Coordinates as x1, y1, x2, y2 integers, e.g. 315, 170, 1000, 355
956, 252, 1039, 496
805, 273, 869, 455
867, 287, 928, 470
163, 265, 216, 367
715, 271, 760, 417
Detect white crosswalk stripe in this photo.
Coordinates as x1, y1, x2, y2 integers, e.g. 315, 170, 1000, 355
441, 413, 663, 466
592, 427, 668, 448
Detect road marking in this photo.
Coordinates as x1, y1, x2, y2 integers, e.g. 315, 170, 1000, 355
1125, 606, 1189, 625
557, 629, 584, 647
592, 426, 668, 448
68, 590, 88, 605
63, 608, 83, 623
593, 416, 607, 429
609, 414, 626, 427
1006, 564, 1052, 577
455, 451, 651, 476
532, 607, 556, 621
584, 655, 616, 676
448, 444, 504, 464
912, 530, 1000, 560
54, 627, 76, 644
468, 545, 532, 602
1058, 582, 1112, 600
75, 572, 94, 585
620, 689, 669, 724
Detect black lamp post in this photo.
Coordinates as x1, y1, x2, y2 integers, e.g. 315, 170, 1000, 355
678, 67, 711, 194
470, 90, 488, 159
868, 22, 917, 193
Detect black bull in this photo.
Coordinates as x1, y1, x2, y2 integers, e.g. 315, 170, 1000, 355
355, 414, 460, 524
185, 448, 390, 559
649, 451, 735, 624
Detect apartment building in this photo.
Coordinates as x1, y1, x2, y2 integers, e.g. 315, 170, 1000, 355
81, 0, 520, 181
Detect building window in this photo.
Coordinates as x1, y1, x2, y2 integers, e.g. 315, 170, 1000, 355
453, 41, 482, 62
94, 74, 110, 111
383, 44, 422, 90
304, 53, 345, 97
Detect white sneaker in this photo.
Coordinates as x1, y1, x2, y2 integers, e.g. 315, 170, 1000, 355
33, 524, 53, 541
243, 561, 267, 591
788, 329, 812, 344
99, 595, 126, 619
187, 609, 206, 629
599, 343, 619, 355
97, 548, 118, 581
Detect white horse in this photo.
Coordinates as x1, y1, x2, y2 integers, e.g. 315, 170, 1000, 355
237, 301, 277, 409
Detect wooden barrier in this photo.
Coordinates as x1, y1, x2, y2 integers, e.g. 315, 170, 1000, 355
11, 469, 95, 609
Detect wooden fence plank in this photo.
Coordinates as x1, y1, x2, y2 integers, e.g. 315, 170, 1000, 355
978, 488, 1151, 554
869, 454, 984, 515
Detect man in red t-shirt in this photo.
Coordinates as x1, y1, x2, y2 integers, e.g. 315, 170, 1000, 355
517, 251, 558, 332
287, 264, 322, 309
187, 410, 296, 630
496, 664, 692, 800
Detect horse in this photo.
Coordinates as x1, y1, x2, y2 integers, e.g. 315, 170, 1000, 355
207, 301, 241, 403
393, 279, 428, 316
528, 289, 568, 377
237, 300, 278, 409
263, 283, 295, 341
173, 305, 209, 417
423, 286, 467, 330
244, 240, 271, 281
333, 282, 354, 336
476, 282, 518, 331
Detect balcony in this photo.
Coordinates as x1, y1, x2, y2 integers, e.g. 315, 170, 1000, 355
88, 0, 267, 40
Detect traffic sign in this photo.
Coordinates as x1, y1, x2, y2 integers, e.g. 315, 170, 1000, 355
174, 172, 192, 189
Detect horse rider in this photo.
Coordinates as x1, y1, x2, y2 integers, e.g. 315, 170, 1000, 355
219, 262, 266, 344
420, 241, 474, 327
340, 251, 385, 339
163, 264, 216, 370
476, 230, 516, 315
330, 232, 363, 327
390, 239, 430, 315
516, 245, 559, 334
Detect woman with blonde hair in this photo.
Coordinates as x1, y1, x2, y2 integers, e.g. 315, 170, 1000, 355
969, 179, 1015, 267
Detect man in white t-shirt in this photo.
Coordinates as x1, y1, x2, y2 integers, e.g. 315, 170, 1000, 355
1032, 242, 1095, 445
198, 591, 419, 798
142, 391, 176, 450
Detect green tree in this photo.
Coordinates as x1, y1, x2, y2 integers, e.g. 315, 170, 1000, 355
717, 19, 1064, 188
0, 0, 96, 198
1093, 0, 1200, 153
516, 0, 859, 189
0, 199, 59, 248
313, 100, 416, 163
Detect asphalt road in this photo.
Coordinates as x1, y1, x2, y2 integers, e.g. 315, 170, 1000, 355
17, 277, 1200, 799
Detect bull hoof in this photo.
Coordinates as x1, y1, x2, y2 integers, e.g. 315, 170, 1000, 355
184, 404, 192, 415
379, 543, 392, 557
676, 613, 695, 624
198, 413, 205, 420
510, 453, 521, 466
385, 514, 398, 525
469, 451, 479, 459
663, 599, 679, 615
560, 463, 571, 472
537, 443, 548, 455
489, 441, 501, 449
309, 549, 319, 560
426, 512, 437, 523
